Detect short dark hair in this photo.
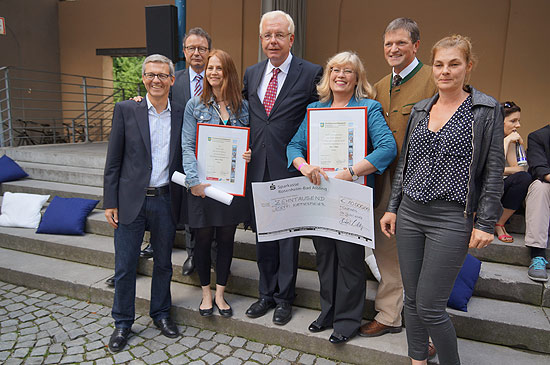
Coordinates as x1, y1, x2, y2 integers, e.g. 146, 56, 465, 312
384, 18, 420, 43
183, 27, 212, 49
501, 101, 521, 117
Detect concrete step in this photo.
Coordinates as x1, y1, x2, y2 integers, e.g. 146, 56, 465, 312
470, 233, 550, 267
17, 161, 104, 187
1, 142, 107, 169
1, 247, 549, 365
0, 178, 104, 208
0, 226, 549, 353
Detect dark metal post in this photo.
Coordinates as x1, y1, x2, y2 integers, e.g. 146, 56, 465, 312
4, 68, 14, 147
175, 0, 186, 71
82, 76, 89, 142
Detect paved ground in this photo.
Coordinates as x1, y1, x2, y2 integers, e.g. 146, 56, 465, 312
0, 281, 353, 365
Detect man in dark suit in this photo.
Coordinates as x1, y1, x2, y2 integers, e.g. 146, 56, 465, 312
525, 125, 550, 282
103, 54, 183, 352
242, 10, 322, 325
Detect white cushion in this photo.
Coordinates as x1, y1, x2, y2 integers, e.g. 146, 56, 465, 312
0, 192, 50, 228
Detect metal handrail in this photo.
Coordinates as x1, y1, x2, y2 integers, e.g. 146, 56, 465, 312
0, 66, 143, 147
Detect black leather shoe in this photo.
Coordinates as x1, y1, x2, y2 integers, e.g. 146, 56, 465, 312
272, 302, 292, 325
329, 331, 354, 344
140, 244, 153, 259
214, 299, 233, 318
308, 321, 331, 333
108, 327, 131, 353
199, 300, 214, 317
245, 298, 276, 318
153, 318, 179, 338
105, 275, 115, 287
182, 255, 195, 276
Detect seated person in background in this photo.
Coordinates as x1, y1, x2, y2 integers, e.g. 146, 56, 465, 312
525, 124, 550, 282
494, 101, 532, 243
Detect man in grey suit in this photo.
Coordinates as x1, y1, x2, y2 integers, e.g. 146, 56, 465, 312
103, 55, 183, 352
171, 27, 211, 276
134, 27, 211, 275
242, 10, 322, 326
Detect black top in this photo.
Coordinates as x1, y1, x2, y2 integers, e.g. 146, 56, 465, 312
403, 95, 474, 206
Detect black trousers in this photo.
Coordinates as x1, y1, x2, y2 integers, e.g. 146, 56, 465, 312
313, 237, 366, 337
194, 225, 236, 287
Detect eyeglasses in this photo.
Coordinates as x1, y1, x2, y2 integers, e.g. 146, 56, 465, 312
184, 46, 209, 54
330, 67, 355, 76
143, 72, 172, 81
260, 32, 291, 41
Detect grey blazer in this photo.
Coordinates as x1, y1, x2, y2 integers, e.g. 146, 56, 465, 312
171, 68, 192, 107
103, 99, 185, 225
242, 56, 322, 182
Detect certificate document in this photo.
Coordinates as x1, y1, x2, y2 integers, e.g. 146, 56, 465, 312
307, 107, 367, 185
252, 176, 375, 248
196, 123, 250, 196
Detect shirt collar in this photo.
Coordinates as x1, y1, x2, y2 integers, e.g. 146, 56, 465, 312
392, 57, 419, 79
265, 52, 293, 76
146, 94, 171, 112
189, 67, 205, 81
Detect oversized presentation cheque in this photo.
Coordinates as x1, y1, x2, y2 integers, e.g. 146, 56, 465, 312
252, 176, 375, 248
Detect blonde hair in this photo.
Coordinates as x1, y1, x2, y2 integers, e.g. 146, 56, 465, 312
316, 51, 375, 103
431, 34, 477, 85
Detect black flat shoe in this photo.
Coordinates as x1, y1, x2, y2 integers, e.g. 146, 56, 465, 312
105, 275, 115, 287
140, 244, 153, 259
245, 298, 276, 318
199, 300, 213, 317
153, 317, 179, 338
214, 299, 233, 318
108, 327, 131, 353
329, 331, 354, 344
182, 255, 195, 276
308, 321, 331, 333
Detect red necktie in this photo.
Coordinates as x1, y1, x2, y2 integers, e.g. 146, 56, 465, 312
263, 68, 279, 116
193, 74, 203, 96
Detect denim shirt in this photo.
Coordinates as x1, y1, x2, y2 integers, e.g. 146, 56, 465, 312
182, 96, 250, 188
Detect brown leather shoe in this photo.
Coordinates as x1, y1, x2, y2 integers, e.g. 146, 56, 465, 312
428, 342, 436, 359
358, 320, 402, 337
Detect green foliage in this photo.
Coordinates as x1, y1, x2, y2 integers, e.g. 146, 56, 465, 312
112, 56, 145, 103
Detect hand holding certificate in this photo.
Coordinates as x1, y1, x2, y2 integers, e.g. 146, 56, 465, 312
172, 171, 234, 205
196, 123, 250, 196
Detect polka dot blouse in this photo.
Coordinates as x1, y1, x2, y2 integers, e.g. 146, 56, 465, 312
403, 95, 474, 206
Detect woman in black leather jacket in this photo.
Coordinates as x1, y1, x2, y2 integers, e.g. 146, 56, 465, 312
380, 35, 504, 365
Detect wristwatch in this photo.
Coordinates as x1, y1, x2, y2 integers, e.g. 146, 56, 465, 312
348, 166, 359, 181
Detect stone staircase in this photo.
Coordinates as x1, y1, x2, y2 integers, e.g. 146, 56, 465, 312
0, 143, 549, 365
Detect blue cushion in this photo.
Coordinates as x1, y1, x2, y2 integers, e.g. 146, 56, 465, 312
0, 155, 28, 182
36, 196, 99, 235
448, 254, 481, 312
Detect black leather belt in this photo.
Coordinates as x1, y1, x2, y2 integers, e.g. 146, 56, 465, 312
145, 185, 170, 197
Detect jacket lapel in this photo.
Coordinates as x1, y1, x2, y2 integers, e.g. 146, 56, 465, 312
252, 60, 268, 106
182, 68, 191, 104
269, 57, 301, 117
135, 100, 152, 159
169, 104, 183, 167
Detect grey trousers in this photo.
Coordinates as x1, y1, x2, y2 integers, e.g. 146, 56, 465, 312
525, 179, 550, 249
396, 195, 472, 365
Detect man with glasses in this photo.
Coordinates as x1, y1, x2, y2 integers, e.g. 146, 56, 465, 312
359, 18, 437, 350
103, 54, 184, 352
172, 27, 212, 276
242, 10, 322, 326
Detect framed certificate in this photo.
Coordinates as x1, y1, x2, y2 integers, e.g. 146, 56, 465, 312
307, 107, 368, 185
196, 123, 250, 196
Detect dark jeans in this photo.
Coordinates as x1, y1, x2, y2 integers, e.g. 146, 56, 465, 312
313, 237, 366, 337
396, 195, 472, 365
502, 171, 532, 210
194, 225, 236, 286
112, 193, 175, 329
